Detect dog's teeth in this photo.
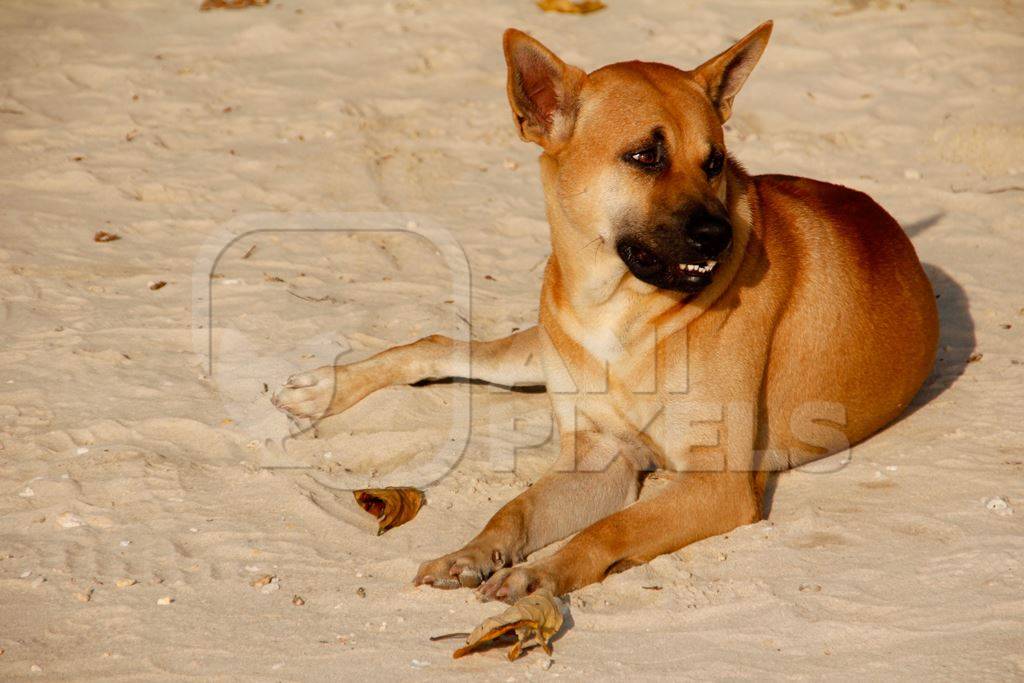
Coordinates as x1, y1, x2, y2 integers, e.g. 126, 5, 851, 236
678, 261, 717, 275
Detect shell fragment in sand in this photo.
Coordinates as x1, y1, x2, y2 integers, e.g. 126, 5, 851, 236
985, 496, 1013, 516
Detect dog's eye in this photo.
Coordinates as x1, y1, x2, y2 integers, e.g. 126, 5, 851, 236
703, 148, 725, 179
631, 147, 659, 165
625, 144, 665, 171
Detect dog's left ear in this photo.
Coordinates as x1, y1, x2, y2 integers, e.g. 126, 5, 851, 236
693, 21, 773, 123
503, 28, 586, 151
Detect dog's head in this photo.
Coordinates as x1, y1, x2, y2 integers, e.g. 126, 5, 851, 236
503, 22, 772, 292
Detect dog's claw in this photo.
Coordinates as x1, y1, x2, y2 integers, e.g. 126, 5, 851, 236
285, 372, 318, 389
458, 567, 485, 588
421, 575, 461, 590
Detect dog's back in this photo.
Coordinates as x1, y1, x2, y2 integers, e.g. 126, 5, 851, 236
752, 175, 939, 467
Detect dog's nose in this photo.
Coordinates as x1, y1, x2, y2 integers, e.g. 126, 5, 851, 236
685, 208, 732, 258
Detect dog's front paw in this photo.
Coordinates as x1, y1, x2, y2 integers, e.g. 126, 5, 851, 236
478, 561, 560, 604
271, 366, 338, 420
413, 544, 509, 590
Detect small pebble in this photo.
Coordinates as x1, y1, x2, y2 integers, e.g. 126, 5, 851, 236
75, 589, 93, 603
410, 659, 429, 669
156, 596, 174, 605
356, 587, 366, 598
799, 583, 822, 593
76, 447, 89, 455
540, 658, 553, 670
116, 578, 137, 588
31, 664, 42, 673
292, 595, 305, 606
250, 574, 275, 588
20, 570, 31, 578
120, 540, 131, 547
19, 487, 34, 498
261, 578, 281, 594
31, 576, 46, 588
56, 512, 85, 529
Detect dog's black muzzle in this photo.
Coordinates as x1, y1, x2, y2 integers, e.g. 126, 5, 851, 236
617, 206, 732, 292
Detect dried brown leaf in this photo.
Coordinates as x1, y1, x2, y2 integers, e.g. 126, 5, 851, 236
353, 487, 424, 535
536, 0, 606, 14
452, 590, 564, 661
200, 0, 269, 10
94, 230, 120, 242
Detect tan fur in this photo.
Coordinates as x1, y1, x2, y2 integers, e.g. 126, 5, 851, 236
274, 22, 938, 602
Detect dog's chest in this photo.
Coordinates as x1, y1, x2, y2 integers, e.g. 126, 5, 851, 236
575, 306, 630, 364
542, 299, 674, 433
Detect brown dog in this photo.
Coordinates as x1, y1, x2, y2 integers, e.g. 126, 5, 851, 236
273, 21, 938, 603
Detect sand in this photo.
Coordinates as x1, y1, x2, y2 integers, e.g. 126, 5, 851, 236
1, 0, 1023, 679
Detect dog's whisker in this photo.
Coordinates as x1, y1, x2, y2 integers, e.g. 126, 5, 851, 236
579, 236, 604, 254
557, 187, 589, 199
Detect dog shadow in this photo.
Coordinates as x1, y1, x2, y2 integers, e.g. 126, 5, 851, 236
902, 261, 976, 416
898, 210, 977, 416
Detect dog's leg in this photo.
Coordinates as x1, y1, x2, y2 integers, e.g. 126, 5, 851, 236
413, 432, 655, 589
478, 471, 762, 602
273, 327, 543, 420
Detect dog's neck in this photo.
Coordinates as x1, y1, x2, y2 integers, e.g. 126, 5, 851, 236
540, 157, 757, 334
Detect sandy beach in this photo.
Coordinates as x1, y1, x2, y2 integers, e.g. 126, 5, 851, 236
1, 0, 1023, 679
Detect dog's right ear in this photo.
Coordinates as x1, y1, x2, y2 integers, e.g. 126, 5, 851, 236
503, 29, 586, 151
